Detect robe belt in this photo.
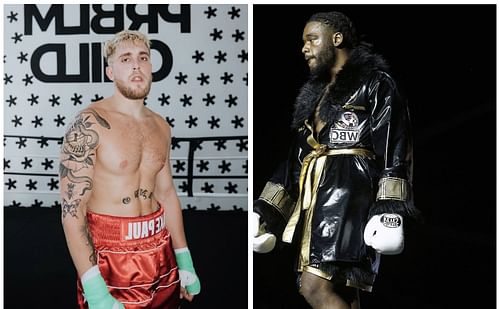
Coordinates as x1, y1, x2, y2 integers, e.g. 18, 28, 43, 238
282, 147, 375, 243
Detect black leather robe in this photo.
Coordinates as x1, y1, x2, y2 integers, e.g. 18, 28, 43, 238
255, 45, 415, 291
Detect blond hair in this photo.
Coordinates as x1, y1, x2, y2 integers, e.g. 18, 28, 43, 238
104, 30, 151, 64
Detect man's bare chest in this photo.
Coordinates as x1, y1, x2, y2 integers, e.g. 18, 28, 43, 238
96, 120, 167, 175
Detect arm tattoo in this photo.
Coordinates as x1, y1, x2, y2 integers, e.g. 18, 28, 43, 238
62, 198, 81, 219
82, 221, 97, 265
59, 109, 110, 197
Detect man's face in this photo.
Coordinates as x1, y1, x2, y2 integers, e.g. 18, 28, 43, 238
302, 21, 337, 78
107, 42, 152, 100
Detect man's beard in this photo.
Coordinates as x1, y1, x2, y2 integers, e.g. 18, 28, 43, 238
115, 78, 151, 100
310, 46, 337, 82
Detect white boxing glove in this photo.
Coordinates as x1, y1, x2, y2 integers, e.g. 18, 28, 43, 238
252, 212, 276, 253
364, 213, 404, 255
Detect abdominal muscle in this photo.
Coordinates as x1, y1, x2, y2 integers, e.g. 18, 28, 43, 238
86, 170, 161, 217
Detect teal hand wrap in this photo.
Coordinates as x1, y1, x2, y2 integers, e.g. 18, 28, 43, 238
81, 266, 124, 309
174, 248, 201, 295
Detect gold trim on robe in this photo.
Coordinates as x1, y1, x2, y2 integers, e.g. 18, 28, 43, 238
376, 177, 408, 201
258, 181, 295, 221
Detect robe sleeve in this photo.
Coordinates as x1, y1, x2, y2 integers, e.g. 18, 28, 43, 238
253, 134, 301, 238
369, 71, 418, 218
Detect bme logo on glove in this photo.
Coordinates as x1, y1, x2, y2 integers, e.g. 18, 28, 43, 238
380, 214, 402, 228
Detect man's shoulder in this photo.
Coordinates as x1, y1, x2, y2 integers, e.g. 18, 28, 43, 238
367, 69, 397, 89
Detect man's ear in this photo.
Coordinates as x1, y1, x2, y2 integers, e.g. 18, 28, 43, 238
105, 65, 114, 81
332, 32, 343, 47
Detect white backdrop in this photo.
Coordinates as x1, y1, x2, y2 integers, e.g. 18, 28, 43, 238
4, 4, 248, 210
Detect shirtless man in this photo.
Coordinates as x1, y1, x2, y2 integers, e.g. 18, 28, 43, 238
60, 30, 200, 308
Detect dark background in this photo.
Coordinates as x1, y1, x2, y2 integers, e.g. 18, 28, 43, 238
5, 208, 247, 308
254, 4, 496, 309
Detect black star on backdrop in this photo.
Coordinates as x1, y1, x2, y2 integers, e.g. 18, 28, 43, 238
18, 51, 28, 63
175, 72, 188, 85
185, 115, 198, 128
204, 6, 217, 18
92, 94, 104, 102
4, 74, 13, 85
41, 158, 54, 170
197, 160, 209, 172
180, 94, 193, 107
52, 201, 61, 208
37, 137, 49, 148
186, 204, 197, 210
242, 160, 248, 173
231, 116, 244, 128
11, 32, 23, 44
26, 179, 38, 191
7, 11, 18, 23
208, 116, 220, 129
47, 178, 59, 190
208, 203, 221, 211
71, 93, 83, 105
31, 199, 43, 207
158, 93, 170, 106
32, 116, 43, 128
171, 139, 181, 149
232, 29, 245, 42
209, 28, 223, 41
21, 157, 33, 169
173, 160, 186, 173
6, 95, 17, 107
233, 205, 244, 211
214, 51, 227, 64
5, 179, 17, 190
194, 141, 203, 151
22, 74, 34, 86
225, 95, 238, 107
243, 73, 248, 86
214, 139, 227, 151
197, 73, 210, 86
10, 200, 21, 207
28, 93, 39, 105
165, 117, 175, 127
220, 72, 233, 84
228, 6, 241, 19
237, 50, 248, 63
236, 138, 248, 152
3, 55, 6, 63
224, 182, 238, 194
219, 160, 232, 173
16, 137, 27, 148
54, 114, 66, 127
179, 181, 189, 193
203, 93, 216, 106
201, 182, 214, 193
11, 115, 22, 127
49, 94, 60, 106
192, 50, 204, 63
4, 159, 11, 170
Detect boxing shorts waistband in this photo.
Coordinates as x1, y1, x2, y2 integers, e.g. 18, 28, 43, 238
86, 207, 166, 246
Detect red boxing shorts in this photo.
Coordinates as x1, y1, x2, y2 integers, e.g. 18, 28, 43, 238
77, 207, 180, 308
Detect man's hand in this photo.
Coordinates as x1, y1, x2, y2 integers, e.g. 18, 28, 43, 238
253, 212, 276, 253
81, 265, 124, 309
175, 248, 201, 295
180, 286, 194, 302
364, 213, 404, 255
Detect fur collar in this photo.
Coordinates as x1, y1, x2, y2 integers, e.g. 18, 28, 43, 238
291, 44, 389, 129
